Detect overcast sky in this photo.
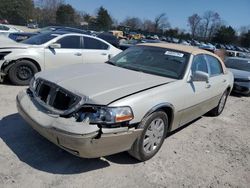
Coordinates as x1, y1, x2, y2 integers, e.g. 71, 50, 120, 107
65, 0, 250, 31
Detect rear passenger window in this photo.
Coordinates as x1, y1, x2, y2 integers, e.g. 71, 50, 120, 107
191, 54, 208, 73
57, 36, 81, 49
205, 55, 223, 76
84, 37, 108, 50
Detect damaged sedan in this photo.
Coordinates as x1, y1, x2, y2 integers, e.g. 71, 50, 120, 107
17, 43, 234, 161
0, 31, 121, 85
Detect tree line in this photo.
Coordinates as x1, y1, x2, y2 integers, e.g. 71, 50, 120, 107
0, 0, 249, 47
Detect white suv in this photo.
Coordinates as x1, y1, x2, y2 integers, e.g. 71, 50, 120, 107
0, 31, 122, 85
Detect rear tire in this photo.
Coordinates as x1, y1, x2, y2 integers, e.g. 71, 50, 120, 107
8, 60, 38, 85
208, 90, 229, 116
128, 111, 168, 161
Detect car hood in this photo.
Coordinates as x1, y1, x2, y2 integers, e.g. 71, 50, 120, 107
228, 68, 250, 80
36, 63, 175, 105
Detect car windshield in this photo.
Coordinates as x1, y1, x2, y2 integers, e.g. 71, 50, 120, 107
225, 59, 250, 72
21, 32, 59, 45
107, 46, 190, 79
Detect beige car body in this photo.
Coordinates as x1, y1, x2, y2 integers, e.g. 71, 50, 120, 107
17, 43, 234, 159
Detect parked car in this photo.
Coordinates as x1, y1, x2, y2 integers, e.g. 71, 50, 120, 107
16, 43, 233, 161
27, 21, 38, 29
0, 24, 22, 36
224, 57, 250, 96
8, 26, 88, 42
0, 31, 121, 85
97, 32, 119, 47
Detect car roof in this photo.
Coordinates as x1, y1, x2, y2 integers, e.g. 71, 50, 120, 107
138, 42, 228, 74
138, 42, 215, 55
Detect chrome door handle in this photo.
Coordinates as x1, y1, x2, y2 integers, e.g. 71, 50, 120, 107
223, 79, 226, 83
74, 52, 82, 56
101, 53, 107, 55
206, 84, 211, 88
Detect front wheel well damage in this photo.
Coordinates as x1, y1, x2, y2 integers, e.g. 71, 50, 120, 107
1, 58, 41, 73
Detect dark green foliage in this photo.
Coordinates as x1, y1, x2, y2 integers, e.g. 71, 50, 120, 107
212, 26, 237, 44
240, 31, 250, 48
95, 6, 113, 31
56, 4, 75, 26
0, 0, 34, 25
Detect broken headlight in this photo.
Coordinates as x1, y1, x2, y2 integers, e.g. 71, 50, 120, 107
76, 106, 134, 124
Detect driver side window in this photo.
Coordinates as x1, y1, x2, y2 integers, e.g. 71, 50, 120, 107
191, 54, 208, 73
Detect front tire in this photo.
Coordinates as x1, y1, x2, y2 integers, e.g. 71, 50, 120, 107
8, 60, 38, 85
129, 111, 168, 161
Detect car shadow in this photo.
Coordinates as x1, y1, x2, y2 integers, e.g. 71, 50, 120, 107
0, 113, 111, 174
0, 113, 203, 173
0, 78, 14, 86
229, 91, 245, 98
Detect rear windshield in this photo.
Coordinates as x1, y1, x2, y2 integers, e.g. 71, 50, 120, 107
22, 32, 58, 45
225, 59, 250, 72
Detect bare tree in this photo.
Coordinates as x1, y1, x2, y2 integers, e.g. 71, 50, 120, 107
121, 17, 142, 30
188, 14, 202, 38
239, 25, 250, 34
154, 13, 170, 33
35, 0, 64, 26
202, 11, 221, 40
142, 19, 155, 32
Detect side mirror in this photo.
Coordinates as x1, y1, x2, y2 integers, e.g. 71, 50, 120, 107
49, 43, 61, 49
192, 71, 209, 82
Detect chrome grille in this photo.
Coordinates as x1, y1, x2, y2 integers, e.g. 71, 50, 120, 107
33, 79, 81, 113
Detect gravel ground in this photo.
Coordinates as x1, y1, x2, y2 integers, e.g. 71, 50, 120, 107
0, 83, 249, 188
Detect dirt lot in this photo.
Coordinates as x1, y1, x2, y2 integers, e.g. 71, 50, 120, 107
0, 83, 249, 188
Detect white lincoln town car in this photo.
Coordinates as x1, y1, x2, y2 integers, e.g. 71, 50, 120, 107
17, 43, 234, 161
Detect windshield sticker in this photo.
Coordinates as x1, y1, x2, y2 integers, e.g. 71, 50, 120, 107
164, 51, 184, 57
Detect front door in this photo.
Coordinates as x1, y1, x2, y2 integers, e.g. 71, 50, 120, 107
179, 54, 212, 126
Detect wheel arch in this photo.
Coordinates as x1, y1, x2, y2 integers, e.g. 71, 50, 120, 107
142, 103, 175, 132
3, 58, 41, 73
226, 86, 232, 94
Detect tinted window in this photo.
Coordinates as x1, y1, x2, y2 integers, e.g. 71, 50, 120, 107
191, 54, 208, 73
84, 37, 108, 50
206, 55, 223, 76
57, 36, 81, 49
108, 46, 190, 79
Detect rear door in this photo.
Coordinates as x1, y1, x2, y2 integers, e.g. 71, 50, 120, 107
205, 54, 227, 102
82, 36, 110, 63
44, 35, 83, 69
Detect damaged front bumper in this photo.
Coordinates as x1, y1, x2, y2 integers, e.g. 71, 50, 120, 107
16, 90, 142, 158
